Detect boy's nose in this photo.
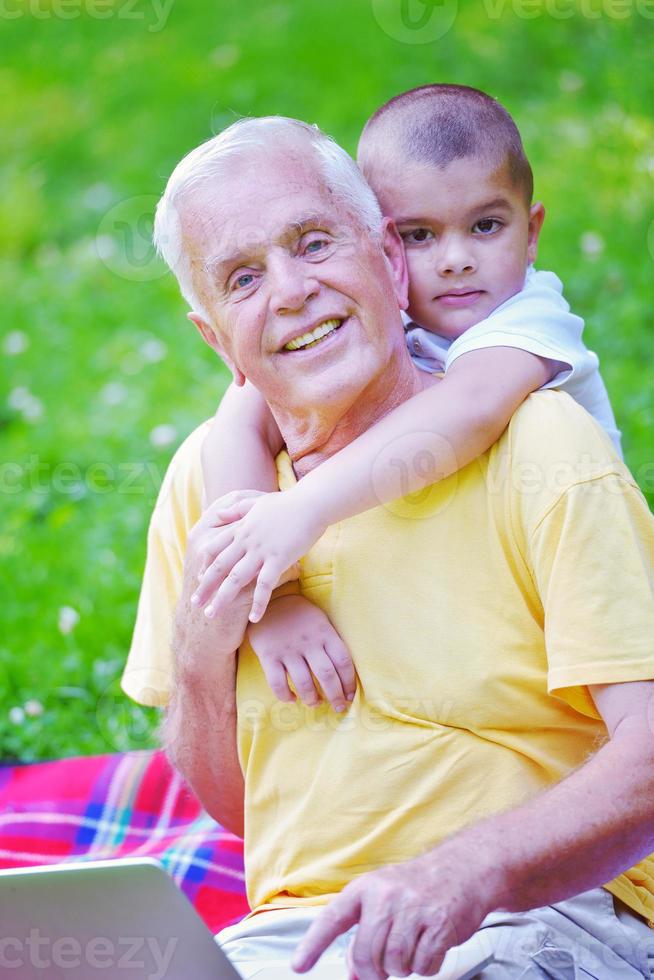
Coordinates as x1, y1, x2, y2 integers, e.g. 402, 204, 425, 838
436, 238, 477, 277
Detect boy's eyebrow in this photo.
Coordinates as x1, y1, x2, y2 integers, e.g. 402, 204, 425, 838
204, 213, 331, 278
471, 196, 514, 213
394, 197, 515, 226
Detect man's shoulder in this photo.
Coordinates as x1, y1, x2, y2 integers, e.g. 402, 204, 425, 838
151, 419, 211, 525
508, 390, 621, 464
501, 390, 633, 499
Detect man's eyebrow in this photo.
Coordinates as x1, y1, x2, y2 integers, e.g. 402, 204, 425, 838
204, 214, 332, 278
204, 250, 248, 278
280, 213, 332, 240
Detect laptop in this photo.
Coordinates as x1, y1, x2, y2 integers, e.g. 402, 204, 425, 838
0, 858, 493, 978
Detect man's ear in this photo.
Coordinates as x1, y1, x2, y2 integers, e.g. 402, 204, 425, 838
527, 202, 546, 265
187, 312, 246, 387
381, 218, 409, 311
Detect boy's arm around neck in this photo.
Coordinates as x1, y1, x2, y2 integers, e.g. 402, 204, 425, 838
190, 346, 561, 624
202, 380, 283, 503
293, 346, 560, 525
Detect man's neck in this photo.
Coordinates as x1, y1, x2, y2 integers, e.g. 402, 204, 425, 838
270, 352, 436, 478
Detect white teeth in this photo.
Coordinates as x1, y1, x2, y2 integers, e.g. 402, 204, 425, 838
284, 318, 342, 351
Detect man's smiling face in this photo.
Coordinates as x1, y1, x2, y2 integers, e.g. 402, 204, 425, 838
184, 146, 408, 418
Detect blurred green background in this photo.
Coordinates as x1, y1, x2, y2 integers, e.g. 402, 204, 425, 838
1, 0, 653, 761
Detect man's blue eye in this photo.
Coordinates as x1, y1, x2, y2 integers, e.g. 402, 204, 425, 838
234, 273, 254, 289
306, 239, 327, 253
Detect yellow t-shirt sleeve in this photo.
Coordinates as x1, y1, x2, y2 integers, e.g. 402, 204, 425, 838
524, 468, 654, 717
120, 423, 208, 707
504, 392, 654, 718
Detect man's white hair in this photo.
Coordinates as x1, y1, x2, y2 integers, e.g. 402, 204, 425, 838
152, 116, 384, 318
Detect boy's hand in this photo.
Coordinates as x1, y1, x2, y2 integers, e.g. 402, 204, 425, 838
192, 489, 328, 624
247, 595, 357, 712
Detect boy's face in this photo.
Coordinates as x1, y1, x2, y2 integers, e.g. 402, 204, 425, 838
369, 154, 544, 340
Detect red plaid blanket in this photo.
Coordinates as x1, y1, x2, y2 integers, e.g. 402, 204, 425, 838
0, 749, 248, 934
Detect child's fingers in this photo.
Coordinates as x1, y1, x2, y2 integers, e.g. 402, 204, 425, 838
213, 500, 258, 525
260, 659, 296, 703
248, 562, 285, 623
207, 553, 264, 617
205, 491, 261, 527
325, 638, 357, 703
195, 527, 234, 578
285, 657, 321, 708
192, 540, 245, 611
304, 649, 347, 713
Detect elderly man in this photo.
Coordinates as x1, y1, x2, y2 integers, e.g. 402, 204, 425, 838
122, 117, 654, 979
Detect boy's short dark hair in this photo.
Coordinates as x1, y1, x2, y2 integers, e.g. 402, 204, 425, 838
358, 84, 534, 206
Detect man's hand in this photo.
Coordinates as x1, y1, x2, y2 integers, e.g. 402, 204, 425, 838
292, 848, 497, 980
248, 594, 357, 712
179, 498, 261, 677
192, 488, 328, 624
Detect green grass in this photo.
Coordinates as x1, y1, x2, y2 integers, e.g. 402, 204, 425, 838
1, 0, 653, 760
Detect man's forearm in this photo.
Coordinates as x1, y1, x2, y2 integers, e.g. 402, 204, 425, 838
446, 726, 654, 913
164, 654, 243, 837
163, 587, 251, 837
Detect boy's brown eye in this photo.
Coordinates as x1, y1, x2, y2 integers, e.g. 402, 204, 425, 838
474, 218, 501, 234
402, 228, 433, 244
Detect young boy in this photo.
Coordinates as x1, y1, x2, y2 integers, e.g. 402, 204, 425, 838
191, 84, 621, 713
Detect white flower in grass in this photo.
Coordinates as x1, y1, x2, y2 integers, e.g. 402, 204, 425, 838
139, 337, 167, 363
100, 381, 128, 406
8, 387, 44, 422
211, 44, 240, 69
58, 606, 80, 635
98, 548, 117, 567
558, 71, 584, 94
24, 699, 44, 717
95, 234, 117, 261
9, 706, 25, 725
149, 424, 177, 448
580, 232, 605, 258
3, 331, 29, 356
83, 183, 114, 211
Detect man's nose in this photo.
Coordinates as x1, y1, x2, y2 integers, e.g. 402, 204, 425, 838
268, 254, 319, 314
436, 236, 476, 277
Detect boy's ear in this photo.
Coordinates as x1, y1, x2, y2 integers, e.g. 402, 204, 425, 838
527, 202, 546, 265
381, 218, 409, 311
187, 312, 246, 387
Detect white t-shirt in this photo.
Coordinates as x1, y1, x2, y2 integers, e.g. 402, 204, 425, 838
404, 266, 622, 455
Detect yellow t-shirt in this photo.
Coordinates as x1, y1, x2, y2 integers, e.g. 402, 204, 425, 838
122, 391, 654, 922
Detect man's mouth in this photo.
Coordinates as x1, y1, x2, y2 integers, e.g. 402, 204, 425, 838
435, 289, 484, 309
282, 317, 346, 352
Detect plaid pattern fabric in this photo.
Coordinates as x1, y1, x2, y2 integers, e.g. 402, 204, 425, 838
0, 749, 248, 934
